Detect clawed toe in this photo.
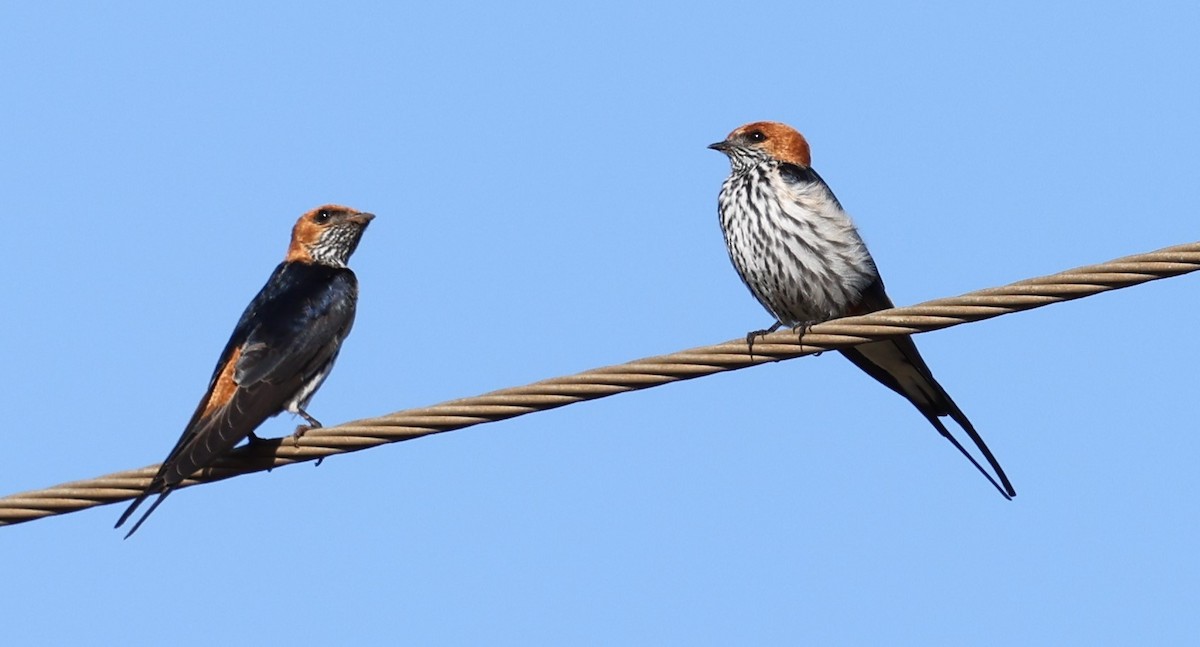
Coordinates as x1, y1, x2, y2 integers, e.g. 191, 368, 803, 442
291, 425, 312, 447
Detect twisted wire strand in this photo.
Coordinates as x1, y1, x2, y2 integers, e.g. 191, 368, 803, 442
2, 241, 1197, 527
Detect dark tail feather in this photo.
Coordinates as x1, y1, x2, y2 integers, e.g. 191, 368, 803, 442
115, 488, 173, 539
840, 342, 1016, 499
921, 411, 1015, 500
941, 402, 1016, 498
115, 491, 151, 529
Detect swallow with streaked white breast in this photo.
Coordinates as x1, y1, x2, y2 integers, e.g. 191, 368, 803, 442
710, 121, 1015, 499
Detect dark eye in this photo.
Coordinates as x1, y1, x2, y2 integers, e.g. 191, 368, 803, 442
314, 209, 332, 224
747, 130, 766, 143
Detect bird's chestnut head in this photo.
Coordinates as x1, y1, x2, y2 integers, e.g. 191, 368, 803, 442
286, 204, 375, 267
709, 121, 812, 172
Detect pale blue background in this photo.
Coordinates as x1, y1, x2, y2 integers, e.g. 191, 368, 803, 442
3, 2, 1198, 645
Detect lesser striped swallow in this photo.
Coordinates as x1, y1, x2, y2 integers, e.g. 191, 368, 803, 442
711, 122, 1014, 499
115, 205, 374, 537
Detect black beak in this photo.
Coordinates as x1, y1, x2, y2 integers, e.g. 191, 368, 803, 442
708, 141, 731, 152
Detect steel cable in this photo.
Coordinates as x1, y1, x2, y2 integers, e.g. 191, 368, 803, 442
1, 241, 1197, 526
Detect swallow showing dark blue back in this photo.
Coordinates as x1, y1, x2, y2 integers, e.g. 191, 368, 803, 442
115, 205, 374, 538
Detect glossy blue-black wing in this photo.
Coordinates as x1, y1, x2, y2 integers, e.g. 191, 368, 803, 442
235, 266, 358, 388
116, 264, 358, 536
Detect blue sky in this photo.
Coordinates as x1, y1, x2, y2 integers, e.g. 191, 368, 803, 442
2, 2, 1198, 644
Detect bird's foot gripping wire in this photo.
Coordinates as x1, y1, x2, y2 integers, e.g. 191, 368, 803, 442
292, 425, 313, 444
791, 321, 821, 356
292, 408, 325, 465
746, 321, 784, 357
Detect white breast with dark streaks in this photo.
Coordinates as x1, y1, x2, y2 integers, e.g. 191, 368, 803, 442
718, 162, 878, 326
